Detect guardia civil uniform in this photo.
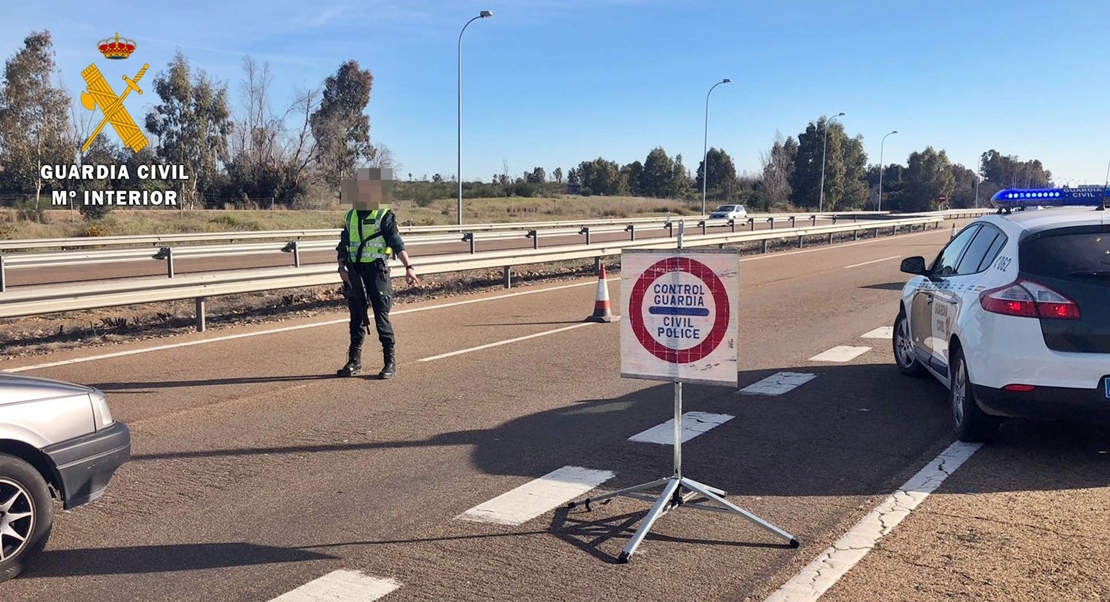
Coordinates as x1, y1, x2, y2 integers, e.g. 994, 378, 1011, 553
335, 206, 409, 378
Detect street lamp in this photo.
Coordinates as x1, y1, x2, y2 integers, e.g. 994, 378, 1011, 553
701, 78, 730, 216
877, 130, 897, 212
457, 10, 493, 225
819, 112, 844, 213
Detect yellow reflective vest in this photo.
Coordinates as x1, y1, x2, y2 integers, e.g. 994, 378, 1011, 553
345, 208, 392, 263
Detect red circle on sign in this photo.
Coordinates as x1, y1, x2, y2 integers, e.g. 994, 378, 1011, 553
629, 256, 730, 364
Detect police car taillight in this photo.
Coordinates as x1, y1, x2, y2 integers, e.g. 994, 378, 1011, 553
979, 279, 1080, 320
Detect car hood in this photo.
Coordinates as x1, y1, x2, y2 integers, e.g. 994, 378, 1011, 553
0, 373, 96, 406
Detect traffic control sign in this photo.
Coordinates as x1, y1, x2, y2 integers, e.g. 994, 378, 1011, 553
620, 248, 738, 386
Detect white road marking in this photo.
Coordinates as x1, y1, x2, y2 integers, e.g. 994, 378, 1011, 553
860, 326, 894, 339
0, 279, 615, 373
456, 466, 615, 526
628, 411, 735, 444
269, 569, 401, 601
763, 441, 982, 602
843, 255, 900, 269
740, 372, 818, 396
417, 323, 595, 362
738, 228, 941, 263
809, 346, 871, 363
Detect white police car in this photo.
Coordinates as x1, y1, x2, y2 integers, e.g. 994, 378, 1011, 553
892, 188, 1110, 441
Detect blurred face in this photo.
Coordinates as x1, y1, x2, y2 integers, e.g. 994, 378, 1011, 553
340, 167, 395, 210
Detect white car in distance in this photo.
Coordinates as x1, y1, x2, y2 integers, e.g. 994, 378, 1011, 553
708, 204, 747, 221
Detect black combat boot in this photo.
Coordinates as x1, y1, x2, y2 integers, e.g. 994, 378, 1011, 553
336, 342, 362, 377
379, 347, 396, 379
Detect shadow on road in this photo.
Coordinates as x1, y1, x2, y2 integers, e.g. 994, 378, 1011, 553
465, 321, 585, 327
25, 542, 335, 578
291, 508, 787, 566
93, 374, 337, 391
126, 362, 1110, 499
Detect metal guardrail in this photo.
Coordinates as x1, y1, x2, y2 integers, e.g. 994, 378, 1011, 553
0, 210, 896, 253
0, 216, 942, 328
0, 211, 907, 290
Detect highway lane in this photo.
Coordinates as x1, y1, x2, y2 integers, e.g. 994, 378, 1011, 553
3, 221, 1102, 601
1, 216, 862, 287
0, 226, 955, 602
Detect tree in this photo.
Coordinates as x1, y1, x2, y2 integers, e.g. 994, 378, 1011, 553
788, 116, 867, 210
980, 149, 1052, 188
949, 163, 979, 209
695, 147, 739, 201
553, 167, 563, 184
759, 131, 796, 209
575, 157, 622, 196
867, 163, 905, 210
309, 59, 374, 191
670, 154, 693, 200
224, 56, 293, 206
836, 135, 870, 210
526, 167, 546, 183
788, 119, 825, 208
366, 142, 397, 170
640, 147, 684, 198
0, 30, 72, 206
567, 167, 580, 186
622, 160, 644, 196
900, 147, 954, 212
145, 50, 234, 208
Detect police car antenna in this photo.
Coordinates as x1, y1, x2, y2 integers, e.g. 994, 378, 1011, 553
1100, 159, 1109, 211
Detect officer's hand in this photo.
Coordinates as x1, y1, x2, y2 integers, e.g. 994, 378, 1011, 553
339, 267, 351, 286
406, 271, 420, 287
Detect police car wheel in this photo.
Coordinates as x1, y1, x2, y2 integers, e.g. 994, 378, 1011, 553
949, 349, 998, 442
893, 312, 925, 377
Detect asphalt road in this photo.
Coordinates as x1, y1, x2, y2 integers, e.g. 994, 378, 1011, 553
3, 215, 850, 287
3, 220, 1106, 602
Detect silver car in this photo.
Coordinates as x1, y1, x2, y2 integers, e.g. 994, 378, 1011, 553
708, 204, 747, 221
0, 373, 130, 582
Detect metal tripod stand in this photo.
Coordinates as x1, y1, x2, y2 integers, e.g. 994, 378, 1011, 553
567, 381, 800, 563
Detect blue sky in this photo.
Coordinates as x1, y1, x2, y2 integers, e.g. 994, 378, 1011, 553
4, 0, 1109, 186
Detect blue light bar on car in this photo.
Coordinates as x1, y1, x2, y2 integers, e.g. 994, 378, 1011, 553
990, 187, 1109, 209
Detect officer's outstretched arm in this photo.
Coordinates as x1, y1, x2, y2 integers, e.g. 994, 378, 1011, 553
397, 250, 420, 287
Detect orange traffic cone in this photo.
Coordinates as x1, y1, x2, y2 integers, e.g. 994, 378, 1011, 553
585, 264, 617, 323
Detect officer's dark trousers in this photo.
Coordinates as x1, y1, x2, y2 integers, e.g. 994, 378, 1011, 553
346, 260, 394, 351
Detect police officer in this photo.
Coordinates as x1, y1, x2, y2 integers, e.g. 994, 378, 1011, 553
335, 168, 419, 379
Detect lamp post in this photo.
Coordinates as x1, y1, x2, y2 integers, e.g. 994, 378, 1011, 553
701, 78, 730, 216
819, 112, 844, 213
877, 130, 897, 212
457, 10, 493, 225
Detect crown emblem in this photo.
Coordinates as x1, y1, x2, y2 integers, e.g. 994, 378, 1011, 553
98, 33, 136, 60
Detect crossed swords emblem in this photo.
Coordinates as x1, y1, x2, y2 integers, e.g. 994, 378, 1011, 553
80, 62, 149, 153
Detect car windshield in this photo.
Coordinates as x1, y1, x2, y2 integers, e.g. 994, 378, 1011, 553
714, 206, 739, 212
1019, 227, 1110, 279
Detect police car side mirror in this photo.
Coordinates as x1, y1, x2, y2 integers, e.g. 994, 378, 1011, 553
900, 256, 927, 275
